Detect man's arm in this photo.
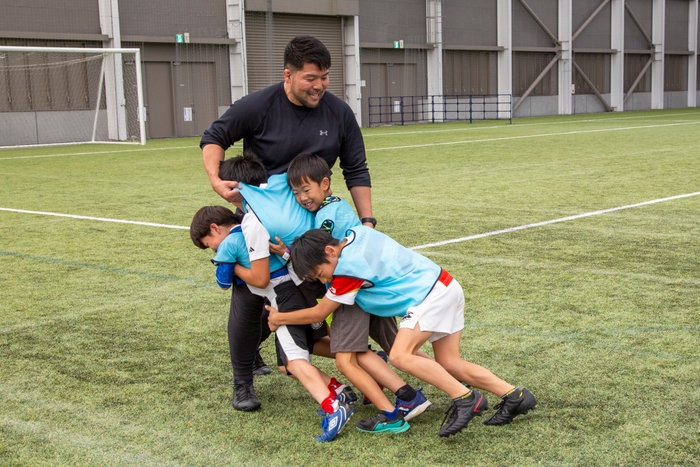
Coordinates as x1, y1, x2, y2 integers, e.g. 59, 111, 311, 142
267, 296, 340, 330
202, 143, 242, 204
349, 186, 374, 227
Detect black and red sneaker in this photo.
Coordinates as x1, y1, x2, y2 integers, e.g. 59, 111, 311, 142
484, 388, 536, 425
438, 390, 488, 437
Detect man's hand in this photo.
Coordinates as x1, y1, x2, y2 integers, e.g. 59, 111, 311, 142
210, 178, 242, 204
266, 305, 280, 332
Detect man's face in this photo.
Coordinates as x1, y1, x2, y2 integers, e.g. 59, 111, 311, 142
284, 63, 329, 108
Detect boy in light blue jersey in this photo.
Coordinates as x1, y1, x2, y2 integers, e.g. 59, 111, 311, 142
190, 203, 354, 442
277, 152, 431, 433
268, 227, 537, 438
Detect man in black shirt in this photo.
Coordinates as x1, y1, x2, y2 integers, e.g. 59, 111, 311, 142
200, 36, 373, 224
199, 36, 375, 412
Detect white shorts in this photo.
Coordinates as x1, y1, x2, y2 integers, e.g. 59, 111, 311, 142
399, 271, 465, 343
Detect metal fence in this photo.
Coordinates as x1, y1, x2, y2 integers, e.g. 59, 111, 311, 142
367, 94, 512, 126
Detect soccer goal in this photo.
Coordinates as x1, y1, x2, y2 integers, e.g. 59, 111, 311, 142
0, 46, 145, 148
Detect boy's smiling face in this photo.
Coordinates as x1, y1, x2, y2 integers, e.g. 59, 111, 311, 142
291, 177, 330, 212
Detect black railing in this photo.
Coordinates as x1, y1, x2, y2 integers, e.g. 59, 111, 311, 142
367, 94, 512, 126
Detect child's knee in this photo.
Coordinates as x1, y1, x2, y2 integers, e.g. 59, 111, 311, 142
334, 353, 355, 376
388, 349, 409, 371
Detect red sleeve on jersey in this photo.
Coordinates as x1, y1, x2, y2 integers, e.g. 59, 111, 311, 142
328, 277, 365, 296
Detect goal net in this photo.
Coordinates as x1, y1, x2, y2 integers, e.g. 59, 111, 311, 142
0, 46, 145, 148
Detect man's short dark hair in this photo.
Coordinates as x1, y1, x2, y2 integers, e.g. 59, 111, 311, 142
218, 149, 268, 186
287, 152, 332, 188
284, 36, 332, 72
190, 205, 243, 249
290, 229, 339, 281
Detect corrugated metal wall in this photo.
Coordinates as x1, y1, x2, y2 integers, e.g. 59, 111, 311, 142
245, 12, 344, 98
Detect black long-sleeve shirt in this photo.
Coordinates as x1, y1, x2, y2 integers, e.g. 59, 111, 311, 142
200, 82, 370, 189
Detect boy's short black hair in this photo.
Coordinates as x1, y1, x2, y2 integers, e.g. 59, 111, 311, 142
284, 36, 332, 72
190, 205, 243, 249
290, 229, 339, 281
218, 149, 268, 186
286, 152, 332, 188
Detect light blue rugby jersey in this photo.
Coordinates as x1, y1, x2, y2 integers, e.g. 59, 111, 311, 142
212, 224, 287, 288
333, 226, 442, 317
238, 173, 315, 256
315, 195, 360, 240
212, 226, 249, 288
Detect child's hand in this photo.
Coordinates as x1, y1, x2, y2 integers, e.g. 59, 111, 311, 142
266, 305, 280, 332
268, 236, 288, 256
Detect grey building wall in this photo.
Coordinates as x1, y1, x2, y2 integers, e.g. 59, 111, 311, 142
625, 0, 653, 51
513, 0, 558, 48
359, 0, 426, 45
118, 0, 228, 39
1, 0, 699, 135
665, 0, 690, 52
572, 1, 611, 50
443, 0, 497, 47
0, 0, 100, 36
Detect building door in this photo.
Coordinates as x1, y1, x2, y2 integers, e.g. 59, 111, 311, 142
143, 62, 175, 139
173, 62, 217, 137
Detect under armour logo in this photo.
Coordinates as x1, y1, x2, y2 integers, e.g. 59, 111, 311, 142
319, 130, 328, 136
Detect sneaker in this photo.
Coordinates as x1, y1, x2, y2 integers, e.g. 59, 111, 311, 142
395, 387, 432, 421
484, 388, 536, 426
356, 412, 410, 434
329, 378, 358, 404
336, 385, 358, 404
253, 351, 271, 376
438, 390, 488, 437
232, 381, 261, 412
316, 401, 353, 442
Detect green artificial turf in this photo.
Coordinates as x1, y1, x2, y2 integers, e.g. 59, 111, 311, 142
1, 109, 699, 466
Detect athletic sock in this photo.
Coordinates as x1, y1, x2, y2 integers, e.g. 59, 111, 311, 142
453, 389, 473, 402
380, 408, 400, 420
234, 378, 253, 385
395, 385, 416, 401
321, 392, 339, 413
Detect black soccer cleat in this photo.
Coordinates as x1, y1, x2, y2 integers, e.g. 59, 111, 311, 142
484, 388, 536, 426
438, 390, 488, 437
233, 381, 261, 411
253, 351, 272, 376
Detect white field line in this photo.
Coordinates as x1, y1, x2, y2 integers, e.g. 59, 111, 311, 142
0, 208, 189, 230
0, 146, 196, 161
367, 121, 700, 152
2, 191, 698, 248
363, 110, 700, 138
410, 191, 700, 250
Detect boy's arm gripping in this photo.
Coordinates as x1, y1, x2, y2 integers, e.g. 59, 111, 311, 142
266, 297, 340, 331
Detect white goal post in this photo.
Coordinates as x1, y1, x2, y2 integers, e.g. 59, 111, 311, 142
0, 46, 145, 148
